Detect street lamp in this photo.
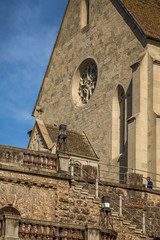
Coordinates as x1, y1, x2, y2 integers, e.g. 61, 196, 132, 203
59, 124, 67, 137
100, 196, 113, 229
57, 124, 69, 154
102, 196, 111, 211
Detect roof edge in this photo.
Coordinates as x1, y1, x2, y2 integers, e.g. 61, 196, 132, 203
32, 0, 70, 116
147, 35, 160, 44
36, 119, 54, 149
83, 131, 99, 159
69, 152, 99, 161
117, 0, 147, 39
27, 123, 36, 149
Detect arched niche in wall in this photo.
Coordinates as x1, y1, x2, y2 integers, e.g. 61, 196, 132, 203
0, 206, 21, 240
81, 0, 89, 29
0, 206, 21, 216
112, 85, 125, 159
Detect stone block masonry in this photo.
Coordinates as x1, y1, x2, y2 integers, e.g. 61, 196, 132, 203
34, 0, 145, 167
0, 160, 159, 239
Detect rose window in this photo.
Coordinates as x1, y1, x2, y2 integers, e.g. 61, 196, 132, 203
78, 62, 97, 104
72, 58, 98, 106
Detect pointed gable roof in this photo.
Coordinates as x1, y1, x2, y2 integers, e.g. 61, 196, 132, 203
32, 0, 160, 115
120, 0, 160, 40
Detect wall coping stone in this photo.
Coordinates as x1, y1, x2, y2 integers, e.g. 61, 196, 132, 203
0, 144, 57, 158
21, 218, 85, 230
0, 163, 70, 181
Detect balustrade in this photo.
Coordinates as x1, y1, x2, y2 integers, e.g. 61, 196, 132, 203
0, 145, 57, 171
100, 232, 117, 240
23, 153, 56, 170
19, 222, 85, 240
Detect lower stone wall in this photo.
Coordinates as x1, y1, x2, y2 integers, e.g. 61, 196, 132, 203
0, 170, 57, 221
0, 168, 159, 239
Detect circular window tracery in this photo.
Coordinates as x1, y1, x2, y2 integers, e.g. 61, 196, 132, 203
78, 62, 97, 104
72, 58, 98, 106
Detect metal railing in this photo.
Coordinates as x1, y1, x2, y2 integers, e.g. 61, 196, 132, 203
70, 157, 160, 190
69, 160, 157, 236
97, 162, 160, 190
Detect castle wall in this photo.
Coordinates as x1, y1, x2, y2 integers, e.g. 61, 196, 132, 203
0, 145, 159, 239
0, 167, 160, 239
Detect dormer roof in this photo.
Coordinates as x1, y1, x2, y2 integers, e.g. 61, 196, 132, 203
28, 120, 99, 160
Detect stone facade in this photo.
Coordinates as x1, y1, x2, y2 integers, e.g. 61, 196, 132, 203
1, 1, 160, 239
31, 0, 160, 188
33, 0, 145, 168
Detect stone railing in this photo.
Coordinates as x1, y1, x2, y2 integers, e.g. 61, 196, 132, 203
0, 145, 57, 171
23, 152, 56, 170
19, 221, 85, 240
100, 229, 117, 240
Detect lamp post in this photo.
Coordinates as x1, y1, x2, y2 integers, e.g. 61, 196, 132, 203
100, 196, 113, 230
59, 124, 67, 137
57, 124, 69, 154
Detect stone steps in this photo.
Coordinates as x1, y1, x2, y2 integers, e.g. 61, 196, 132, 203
128, 224, 136, 230
81, 189, 89, 195
140, 234, 147, 239
72, 183, 154, 239
135, 229, 142, 234
112, 212, 119, 217
123, 220, 131, 225
74, 185, 83, 190
87, 194, 94, 199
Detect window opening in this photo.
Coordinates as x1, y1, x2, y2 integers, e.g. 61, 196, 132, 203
112, 85, 125, 158
81, 0, 89, 29
118, 88, 125, 154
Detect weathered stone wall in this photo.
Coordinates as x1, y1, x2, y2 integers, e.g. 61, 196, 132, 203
0, 165, 160, 239
0, 171, 57, 221
34, 0, 146, 165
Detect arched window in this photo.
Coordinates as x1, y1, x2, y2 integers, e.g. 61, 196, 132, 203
118, 86, 125, 153
81, 0, 89, 29
112, 85, 125, 158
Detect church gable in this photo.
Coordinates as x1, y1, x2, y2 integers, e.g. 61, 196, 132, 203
32, 0, 145, 161
27, 121, 49, 152
30, 0, 160, 182
32, 0, 136, 117
33, 0, 160, 118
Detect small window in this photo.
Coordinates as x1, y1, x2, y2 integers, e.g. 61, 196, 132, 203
112, 85, 125, 158
81, 0, 89, 29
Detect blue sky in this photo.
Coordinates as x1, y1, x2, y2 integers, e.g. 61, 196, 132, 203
0, 0, 68, 148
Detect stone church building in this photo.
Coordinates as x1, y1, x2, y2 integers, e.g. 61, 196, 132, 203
0, 0, 160, 239
31, 0, 160, 185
